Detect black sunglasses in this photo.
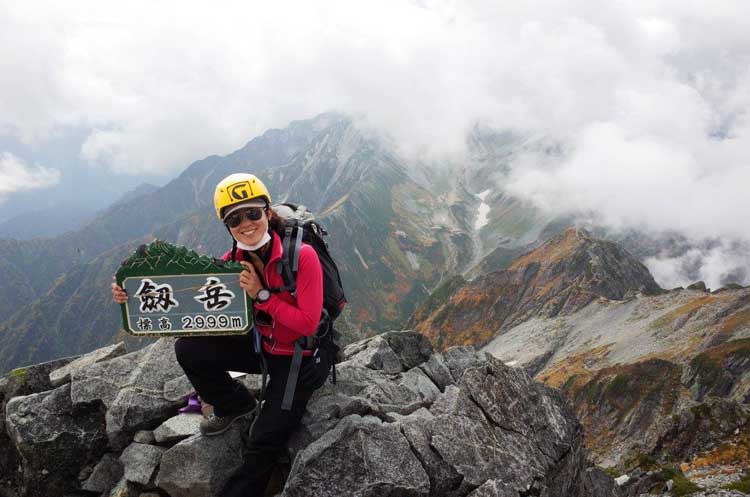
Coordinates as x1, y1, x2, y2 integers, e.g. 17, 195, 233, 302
224, 207, 265, 228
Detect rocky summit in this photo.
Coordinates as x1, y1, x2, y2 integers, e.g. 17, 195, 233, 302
1, 331, 618, 497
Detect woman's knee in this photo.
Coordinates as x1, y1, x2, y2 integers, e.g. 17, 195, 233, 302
174, 337, 201, 368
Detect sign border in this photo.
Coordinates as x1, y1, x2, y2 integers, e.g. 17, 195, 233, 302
118, 273, 252, 337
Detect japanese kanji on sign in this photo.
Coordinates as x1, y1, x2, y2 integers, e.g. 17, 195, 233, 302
116, 241, 252, 337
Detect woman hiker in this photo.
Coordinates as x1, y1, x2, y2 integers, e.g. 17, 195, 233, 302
111, 173, 332, 496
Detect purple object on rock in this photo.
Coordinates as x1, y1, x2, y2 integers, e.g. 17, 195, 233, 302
178, 392, 201, 414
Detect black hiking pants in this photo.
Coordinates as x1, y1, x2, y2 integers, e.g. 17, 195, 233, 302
175, 334, 325, 497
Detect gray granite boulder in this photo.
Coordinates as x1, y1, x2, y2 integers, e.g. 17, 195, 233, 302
106, 339, 186, 449
379, 329, 434, 369
133, 430, 156, 444
341, 330, 433, 373
120, 442, 165, 485
418, 351, 455, 391
0, 357, 78, 399
70, 348, 146, 408
0, 356, 78, 494
296, 340, 474, 449
466, 480, 518, 497
70, 338, 186, 450
49, 342, 126, 387
155, 424, 246, 497
461, 357, 576, 463
5, 383, 107, 497
359, 367, 440, 416
294, 350, 439, 446
3, 331, 619, 497
82, 453, 123, 493
342, 335, 403, 373
153, 413, 202, 443
442, 346, 487, 383
288, 344, 619, 497
399, 405, 468, 496
163, 374, 194, 403
284, 414, 430, 497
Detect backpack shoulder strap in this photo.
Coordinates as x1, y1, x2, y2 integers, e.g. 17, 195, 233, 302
292, 224, 303, 272
273, 223, 302, 294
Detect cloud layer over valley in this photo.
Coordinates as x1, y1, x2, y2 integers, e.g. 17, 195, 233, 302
0, 152, 60, 198
1, 0, 748, 285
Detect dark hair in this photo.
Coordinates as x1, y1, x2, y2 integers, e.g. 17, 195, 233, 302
267, 206, 281, 234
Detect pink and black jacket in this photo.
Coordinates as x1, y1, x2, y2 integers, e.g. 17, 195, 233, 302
222, 231, 323, 357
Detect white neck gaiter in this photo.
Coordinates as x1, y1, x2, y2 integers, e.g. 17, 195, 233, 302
236, 232, 271, 252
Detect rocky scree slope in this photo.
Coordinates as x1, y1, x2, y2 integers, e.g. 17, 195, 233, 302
412, 228, 750, 490
478, 280, 750, 490
2, 331, 618, 497
411, 227, 662, 351
485, 283, 750, 474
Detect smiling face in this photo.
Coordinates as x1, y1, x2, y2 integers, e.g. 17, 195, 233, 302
227, 206, 269, 247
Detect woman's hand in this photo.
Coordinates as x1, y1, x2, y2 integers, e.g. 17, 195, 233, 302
239, 261, 264, 299
111, 277, 128, 304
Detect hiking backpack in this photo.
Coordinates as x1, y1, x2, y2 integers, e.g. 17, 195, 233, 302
270, 203, 347, 410
271, 203, 347, 322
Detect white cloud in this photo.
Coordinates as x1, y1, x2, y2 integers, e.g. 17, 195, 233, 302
506, 121, 750, 240
0, 0, 749, 282
645, 243, 749, 290
2, 0, 731, 171
0, 153, 61, 197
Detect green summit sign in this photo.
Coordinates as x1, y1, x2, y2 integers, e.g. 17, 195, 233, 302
116, 240, 252, 337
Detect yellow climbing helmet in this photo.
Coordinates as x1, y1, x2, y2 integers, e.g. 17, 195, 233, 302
213, 173, 272, 220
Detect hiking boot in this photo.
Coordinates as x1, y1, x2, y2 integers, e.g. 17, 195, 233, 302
200, 402, 256, 437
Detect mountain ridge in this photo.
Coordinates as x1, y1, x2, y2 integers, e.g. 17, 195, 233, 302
454, 231, 750, 474
2, 113, 554, 371
411, 227, 663, 351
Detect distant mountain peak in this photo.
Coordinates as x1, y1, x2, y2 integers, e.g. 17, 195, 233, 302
509, 227, 590, 270
110, 182, 160, 207
510, 227, 662, 299
412, 227, 664, 350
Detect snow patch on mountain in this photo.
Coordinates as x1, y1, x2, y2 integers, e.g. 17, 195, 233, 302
353, 245, 369, 270
405, 251, 420, 271
474, 189, 491, 231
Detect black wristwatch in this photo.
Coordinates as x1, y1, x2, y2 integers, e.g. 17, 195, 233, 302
255, 288, 271, 304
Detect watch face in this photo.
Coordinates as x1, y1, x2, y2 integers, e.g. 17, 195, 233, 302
257, 289, 270, 302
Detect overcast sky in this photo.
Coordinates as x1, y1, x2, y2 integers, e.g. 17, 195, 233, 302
1, 0, 748, 286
